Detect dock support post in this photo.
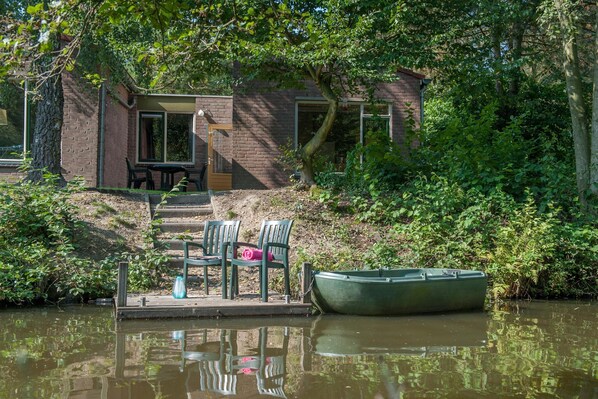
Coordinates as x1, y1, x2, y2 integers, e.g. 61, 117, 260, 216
117, 261, 128, 307
301, 262, 312, 304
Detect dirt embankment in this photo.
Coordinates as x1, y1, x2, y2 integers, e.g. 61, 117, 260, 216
71, 188, 390, 294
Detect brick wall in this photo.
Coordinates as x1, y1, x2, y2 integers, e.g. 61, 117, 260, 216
232, 83, 298, 189
377, 71, 423, 148
0, 166, 23, 182
61, 72, 99, 186
102, 84, 131, 188
195, 96, 233, 168
232, 71, 424, 189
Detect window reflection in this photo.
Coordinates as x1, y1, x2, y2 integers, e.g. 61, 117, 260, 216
0, 81, 28, 161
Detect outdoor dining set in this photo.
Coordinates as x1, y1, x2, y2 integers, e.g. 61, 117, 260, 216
126, 157, 206, 191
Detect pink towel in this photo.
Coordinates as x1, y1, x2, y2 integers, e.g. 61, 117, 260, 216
241, 248, 274, 261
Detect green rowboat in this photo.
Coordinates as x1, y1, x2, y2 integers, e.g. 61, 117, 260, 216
312, 268, 487, 316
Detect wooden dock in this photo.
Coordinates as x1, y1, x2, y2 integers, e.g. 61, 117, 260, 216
115, 294, 313, 320
115, 262, 314, 321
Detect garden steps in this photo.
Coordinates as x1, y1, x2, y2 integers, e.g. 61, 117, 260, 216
148, 192, 215, 269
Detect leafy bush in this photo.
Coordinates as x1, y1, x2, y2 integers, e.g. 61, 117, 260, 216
486, 197, 557, 298
345, 129, 413, 196
386, 176, 596, 299
0, 172, 119, 303
0, 170, 171, 304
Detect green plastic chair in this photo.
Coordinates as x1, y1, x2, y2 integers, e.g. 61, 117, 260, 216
183, 220, 241, 297
222, 220, 293, 302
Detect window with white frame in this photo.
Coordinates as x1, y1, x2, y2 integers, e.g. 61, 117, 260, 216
0, 80, 31, 162
138, 111, 194, 164
296, 101, 391, 170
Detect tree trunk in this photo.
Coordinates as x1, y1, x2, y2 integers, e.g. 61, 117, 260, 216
556, 0, 591, 208
299, 73, 338, 186
591, 6, 598, 197
28, 69, 64, 183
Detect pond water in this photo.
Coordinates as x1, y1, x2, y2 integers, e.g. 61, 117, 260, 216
0, 300, 596, 398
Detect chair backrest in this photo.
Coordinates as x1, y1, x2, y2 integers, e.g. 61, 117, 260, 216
125, 157, 134, 174
256, 356, 286, 398
203, 220, 241, 257
198, 360, 237, 395
126, 157, 143, 178
257, 220, 293, 258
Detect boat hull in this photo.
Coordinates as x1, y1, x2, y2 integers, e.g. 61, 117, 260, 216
312, 268, 487, 316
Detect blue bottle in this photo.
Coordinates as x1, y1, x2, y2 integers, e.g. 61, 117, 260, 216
173, 276, 186, 299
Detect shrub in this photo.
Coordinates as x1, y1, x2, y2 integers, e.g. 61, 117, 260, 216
0, 170, 171, 304
486, 197, 557, 299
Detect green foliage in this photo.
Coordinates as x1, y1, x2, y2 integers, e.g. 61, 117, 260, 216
119, 188, 179, 292
0, 171, 117, 303
486, 197, 558, 299
0, 171, 172, 303
345, 130, 406, 195
386, 176, 597, 300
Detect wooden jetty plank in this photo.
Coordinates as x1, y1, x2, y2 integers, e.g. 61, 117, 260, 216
115, 294, 312, 320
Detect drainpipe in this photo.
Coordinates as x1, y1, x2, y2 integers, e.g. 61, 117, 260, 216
98, 82, 106, 188
419, 78, 432, 126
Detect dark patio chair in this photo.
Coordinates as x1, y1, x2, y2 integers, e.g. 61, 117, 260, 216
126, 157, 155, 190
222, 220, 293, 302
183, 220, 241, 297
182, 163, 207, 191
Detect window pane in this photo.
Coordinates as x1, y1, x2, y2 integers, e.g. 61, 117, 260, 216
297, 103, 360, 171
211, 128, 232, 173
139, 113, 164, 162
363, 117, 390, 143
166, 113, 193, 163
363, 104, 390, 116
0, 81, 26, 160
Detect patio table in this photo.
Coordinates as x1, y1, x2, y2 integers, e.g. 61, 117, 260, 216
149, 164, 186, 190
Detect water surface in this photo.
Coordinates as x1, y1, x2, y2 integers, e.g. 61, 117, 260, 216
1, 300, 596, 398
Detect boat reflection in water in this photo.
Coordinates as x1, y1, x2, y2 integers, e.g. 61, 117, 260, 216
310, 312, 489, 358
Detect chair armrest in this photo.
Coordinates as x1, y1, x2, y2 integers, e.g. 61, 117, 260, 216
222, 241, 258, 259
263, 242, 290, 262
183, 241, 206, 258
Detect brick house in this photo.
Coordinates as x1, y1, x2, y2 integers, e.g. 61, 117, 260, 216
0, 69, 427, 190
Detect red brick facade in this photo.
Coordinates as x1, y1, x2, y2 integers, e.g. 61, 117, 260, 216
195, 96, 234, 169
231, 71, 424, 189
1, 71, 424, 190
102, 85, 131, 188
61, 72, 100, 186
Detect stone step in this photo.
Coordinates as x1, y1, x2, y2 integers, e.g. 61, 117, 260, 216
153, 205, 213, 219
158, 239, 187, 251
167, 256, 184, 269
158, 221, 204, 234
149, 193, 211, 206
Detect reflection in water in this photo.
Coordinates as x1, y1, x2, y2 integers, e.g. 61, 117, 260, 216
0, 301, 596, 398
175, 327, 288, 397
310, 313, 488, 357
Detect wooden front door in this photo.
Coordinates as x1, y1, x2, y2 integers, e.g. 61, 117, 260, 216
207, 124, 233, 190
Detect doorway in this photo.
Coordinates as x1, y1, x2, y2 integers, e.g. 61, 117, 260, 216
207, 124, 233, 190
